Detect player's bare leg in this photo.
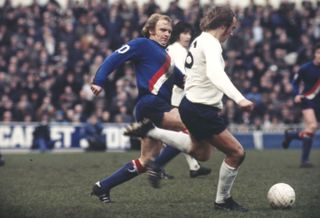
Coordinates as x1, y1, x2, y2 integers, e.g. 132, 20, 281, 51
282, 109, 317, 167
145, 108, 189, 188
300, 109, 317, 167
208, 129, 248, 212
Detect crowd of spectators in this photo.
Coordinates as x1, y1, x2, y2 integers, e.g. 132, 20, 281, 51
0, 0, 319, 131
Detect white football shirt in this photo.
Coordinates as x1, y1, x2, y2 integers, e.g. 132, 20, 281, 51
184, 32, 245, 109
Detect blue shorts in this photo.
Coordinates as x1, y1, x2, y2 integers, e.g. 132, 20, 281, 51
134, 94, 173, 126
301, 98, 320, 121
179, 96, 227, 140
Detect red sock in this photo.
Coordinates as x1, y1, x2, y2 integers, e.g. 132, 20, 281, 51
132, 159, 146, 174
299, 131, 314, 139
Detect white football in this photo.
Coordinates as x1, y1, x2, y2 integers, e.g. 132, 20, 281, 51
267, 183, 295, 209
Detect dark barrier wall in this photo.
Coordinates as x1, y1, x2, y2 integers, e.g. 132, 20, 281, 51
0, 123, 319, 150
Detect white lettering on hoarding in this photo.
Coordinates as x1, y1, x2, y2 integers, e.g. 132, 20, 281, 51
0, 126, 11, 148
10, 126, 26, 148
104, 127, 130, 150
25, 126, 35, 147
51, 126, 74, 148
0, 123, 131, 150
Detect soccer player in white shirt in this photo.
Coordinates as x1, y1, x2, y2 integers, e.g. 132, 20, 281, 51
125, 6, 254, 212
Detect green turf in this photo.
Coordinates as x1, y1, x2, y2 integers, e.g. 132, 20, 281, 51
0, 150, 319, 218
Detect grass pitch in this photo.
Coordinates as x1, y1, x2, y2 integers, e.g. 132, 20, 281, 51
0, 149, 319, 218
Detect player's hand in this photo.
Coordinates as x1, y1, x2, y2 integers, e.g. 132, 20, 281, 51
294, 95, 304, 104
91, 84, 103, 96
238, 99, 254, 111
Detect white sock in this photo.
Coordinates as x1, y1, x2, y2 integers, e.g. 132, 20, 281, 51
184, 154, 200, 171
215, 160, 239, 203
147, 127, 192, 153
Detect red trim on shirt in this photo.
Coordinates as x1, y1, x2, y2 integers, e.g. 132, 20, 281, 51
304, 79, 320, 97
148, 55, 171, 92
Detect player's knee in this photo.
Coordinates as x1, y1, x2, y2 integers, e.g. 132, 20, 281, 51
230, 147, 245, 166
237, 150, 246, 165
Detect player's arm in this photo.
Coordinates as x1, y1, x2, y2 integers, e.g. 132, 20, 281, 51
91, 40, 142, 95
173, 66, 185, 89
292, 68, 304, 103
204, 42, 253, 110
91, 84, 103, 96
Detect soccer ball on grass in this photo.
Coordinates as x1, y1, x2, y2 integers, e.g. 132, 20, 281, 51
267, 183, 295, 209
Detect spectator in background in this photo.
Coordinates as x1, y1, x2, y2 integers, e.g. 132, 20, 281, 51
81, 114, 106, 151
2, 110, 13, 123
282, 43, 320, 168
166, 0, 184, 22
32, 115, 56, 152
144, 0, 161, 16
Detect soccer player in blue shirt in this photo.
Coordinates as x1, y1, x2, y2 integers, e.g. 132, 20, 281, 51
90, 13, 187, 203
282, 43, 320, 168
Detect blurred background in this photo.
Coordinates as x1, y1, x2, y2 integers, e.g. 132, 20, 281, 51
0, 0, 319, 151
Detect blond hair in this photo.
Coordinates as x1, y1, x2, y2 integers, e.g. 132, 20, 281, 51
142, 13, 173, 38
